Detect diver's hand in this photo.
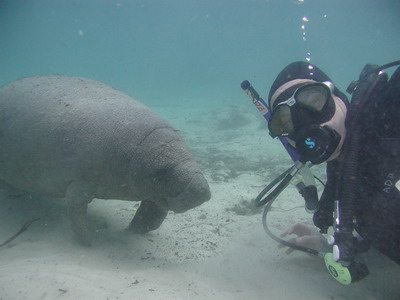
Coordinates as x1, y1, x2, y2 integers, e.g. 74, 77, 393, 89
278, 223, 329, 254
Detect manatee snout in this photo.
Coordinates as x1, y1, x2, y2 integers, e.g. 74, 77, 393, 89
167, 173, 211, 213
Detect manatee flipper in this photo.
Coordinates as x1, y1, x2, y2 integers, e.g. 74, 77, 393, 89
128, 200, 168, 234
66, 182, 94, 246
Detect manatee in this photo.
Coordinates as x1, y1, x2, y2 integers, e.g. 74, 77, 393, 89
0, 75, 211, 245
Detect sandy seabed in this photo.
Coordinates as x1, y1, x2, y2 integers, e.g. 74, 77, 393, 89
0, 104, 399, 300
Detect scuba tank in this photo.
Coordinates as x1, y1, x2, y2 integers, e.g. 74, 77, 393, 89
314, 60, 400, 284
324, 60, 400, 282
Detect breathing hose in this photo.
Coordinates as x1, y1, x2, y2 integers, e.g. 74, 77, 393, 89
261, 193, 324, 257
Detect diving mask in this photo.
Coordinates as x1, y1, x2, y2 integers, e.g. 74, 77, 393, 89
268, 81, 336, 138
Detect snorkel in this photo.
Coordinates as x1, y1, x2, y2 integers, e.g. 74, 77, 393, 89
241, 80, 319, 213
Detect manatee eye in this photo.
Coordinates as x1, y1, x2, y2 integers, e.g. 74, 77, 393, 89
152, 168, 171, 183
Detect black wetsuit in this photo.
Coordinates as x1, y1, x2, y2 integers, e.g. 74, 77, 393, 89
314, 66, 400, 264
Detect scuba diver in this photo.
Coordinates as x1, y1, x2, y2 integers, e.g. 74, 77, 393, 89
242, 60, 400, 283
266, 60, 400, 275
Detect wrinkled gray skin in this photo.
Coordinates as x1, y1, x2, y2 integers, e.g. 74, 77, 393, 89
0, 75, 211, 245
